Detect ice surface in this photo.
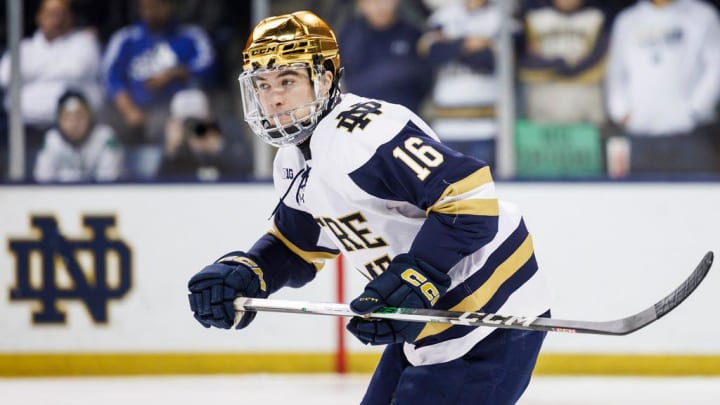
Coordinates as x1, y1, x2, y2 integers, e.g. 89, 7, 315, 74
1, 374, 719, 404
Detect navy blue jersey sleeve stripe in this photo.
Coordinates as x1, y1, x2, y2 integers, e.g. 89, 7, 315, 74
409, 212, 498, 271
481, 254, 539, 314
437, 219, 530, 309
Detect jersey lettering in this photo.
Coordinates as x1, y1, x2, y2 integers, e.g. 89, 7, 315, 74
338, 212, 387, 249
316, 212, 387, 252
363, 254, 392, 279
318, 217, 364, 251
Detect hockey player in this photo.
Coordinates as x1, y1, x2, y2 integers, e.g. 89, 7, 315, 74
188, 11, 551, 405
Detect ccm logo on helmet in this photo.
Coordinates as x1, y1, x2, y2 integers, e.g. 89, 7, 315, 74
401, 269, 441, 305
251, 46, 277, 56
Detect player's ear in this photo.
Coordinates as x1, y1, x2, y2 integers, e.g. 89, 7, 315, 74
319, 71, 333, 96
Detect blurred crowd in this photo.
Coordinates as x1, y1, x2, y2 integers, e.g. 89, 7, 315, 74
1, 0, 719, 183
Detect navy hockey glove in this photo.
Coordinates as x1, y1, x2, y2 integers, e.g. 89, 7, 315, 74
188, 252, 268, 330
347, 254, 451, 345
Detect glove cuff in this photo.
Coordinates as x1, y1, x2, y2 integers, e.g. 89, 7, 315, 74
217, 251, 255, 265
217, 251, 269, 298
392, 254, 450, 284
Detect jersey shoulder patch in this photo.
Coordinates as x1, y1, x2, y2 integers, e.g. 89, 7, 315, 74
334, 100, 384, 133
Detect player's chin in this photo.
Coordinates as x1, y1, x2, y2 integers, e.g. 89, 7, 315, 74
262, 111, 312, 135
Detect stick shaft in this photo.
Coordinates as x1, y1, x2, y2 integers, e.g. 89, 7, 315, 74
234, 251, 713, 336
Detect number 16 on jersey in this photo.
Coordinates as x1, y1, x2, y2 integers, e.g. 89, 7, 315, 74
393, 137, 444, 181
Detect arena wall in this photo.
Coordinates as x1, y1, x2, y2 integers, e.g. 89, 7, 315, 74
1, 182, 718, 375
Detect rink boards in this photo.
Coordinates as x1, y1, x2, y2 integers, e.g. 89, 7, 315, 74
1, 181, 719, 376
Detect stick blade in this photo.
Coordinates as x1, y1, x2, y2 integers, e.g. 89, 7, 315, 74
653, 251, 713, 320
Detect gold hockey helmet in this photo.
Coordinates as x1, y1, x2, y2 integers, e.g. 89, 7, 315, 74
242, 11, 341, 81
238, 11, 342, 147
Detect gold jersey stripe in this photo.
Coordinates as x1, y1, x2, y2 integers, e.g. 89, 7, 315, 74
428, 166, 494, 215
440, 166, 494, 200
269, 227, 338, 271
415, 234, 535, 341
431, 198, 499, 216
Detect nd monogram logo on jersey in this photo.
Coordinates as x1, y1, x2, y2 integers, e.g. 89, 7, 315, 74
8, 215, 132, 324
336, 101, 382, 133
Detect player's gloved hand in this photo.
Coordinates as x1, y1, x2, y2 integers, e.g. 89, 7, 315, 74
188, 252, 268, 330
347, 254, 451, 345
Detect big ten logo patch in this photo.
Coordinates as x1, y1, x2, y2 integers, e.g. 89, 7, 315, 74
7, 215, 132, 324
336, 101, 382, 133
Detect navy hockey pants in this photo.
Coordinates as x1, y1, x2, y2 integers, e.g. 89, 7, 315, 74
360, 313, 549, 405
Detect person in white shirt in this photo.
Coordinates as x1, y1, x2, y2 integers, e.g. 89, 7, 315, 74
605, 0, 720, 173
0, 0, 103, 145
34, 90, 123, 183
418, 0, 501, 167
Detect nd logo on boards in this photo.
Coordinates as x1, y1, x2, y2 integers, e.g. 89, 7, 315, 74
7, 215, 132, 324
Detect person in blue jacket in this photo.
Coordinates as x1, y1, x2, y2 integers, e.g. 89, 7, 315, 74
102, 0, 215, 146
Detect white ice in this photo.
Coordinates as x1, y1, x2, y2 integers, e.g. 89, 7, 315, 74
1, 375, 720, 404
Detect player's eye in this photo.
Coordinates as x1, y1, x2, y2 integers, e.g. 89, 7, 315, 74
282, 78, 295, 87
257, 82, 271, 91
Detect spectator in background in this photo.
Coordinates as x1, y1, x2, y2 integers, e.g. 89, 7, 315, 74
34, 90, 123, 183
0, 0, 103, 148
173, 0, 252, 119
606, 0, 720, 174
518, 0, 609, 126
339, 0, 431, 115
418, 0, 500, 166
102, 0, 215, 179
158, 89, 252, 181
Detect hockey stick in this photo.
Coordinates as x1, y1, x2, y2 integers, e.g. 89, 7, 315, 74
234, 251, 713, 336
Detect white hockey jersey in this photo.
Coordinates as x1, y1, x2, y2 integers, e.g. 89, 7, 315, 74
269, 93, 550, 366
